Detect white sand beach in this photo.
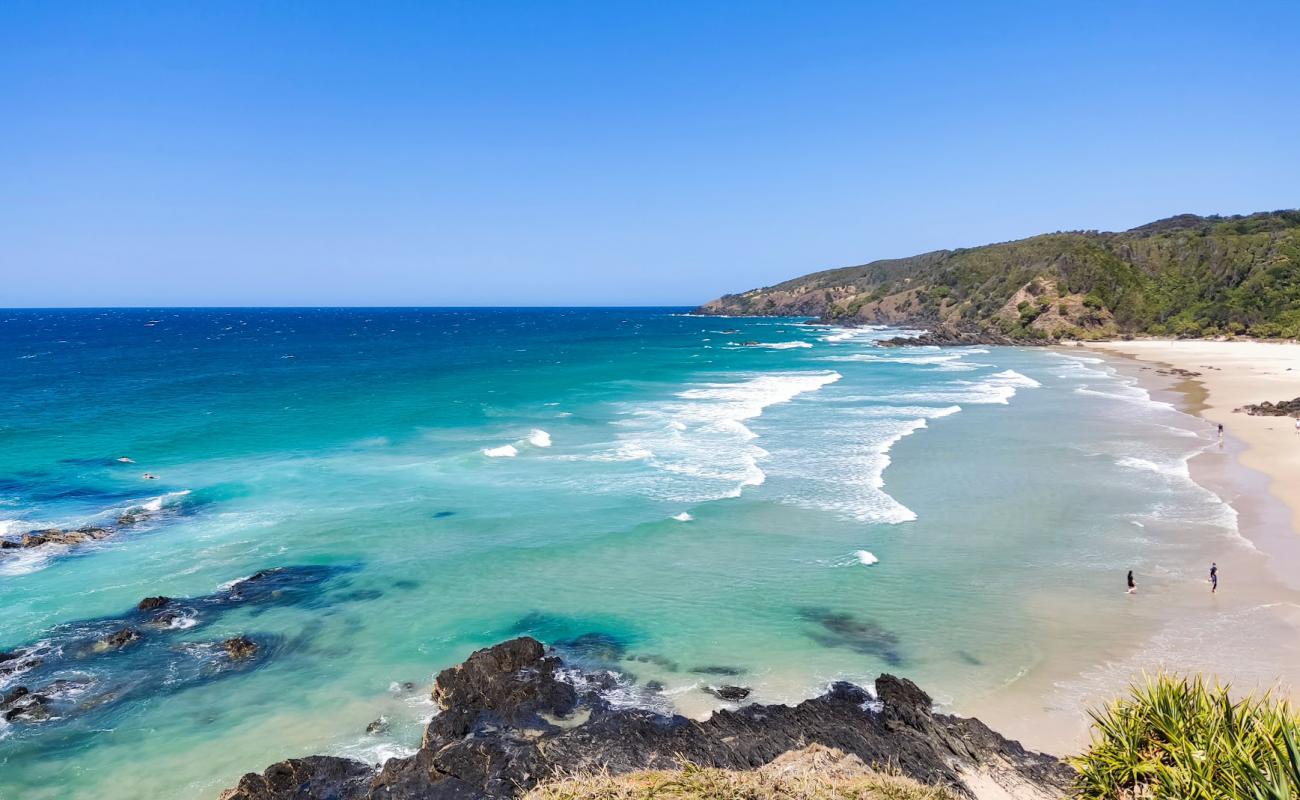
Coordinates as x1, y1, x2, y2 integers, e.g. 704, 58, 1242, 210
1087, 340, 1300, 534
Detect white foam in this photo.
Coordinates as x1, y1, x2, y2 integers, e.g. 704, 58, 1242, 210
137, 489, 192, 513
527, 429, 553, 447
864, 369, 1041, 406
848, 405, 963, 420
1116, 456, 1191, 481
672, 512, 693, 522
820, 353, 961, 365
769, 416, 928, 524
0, 545, 66, 576
741, 341, 813, 350
855, 550, 880, 566
483, 444, 519, 458
587, 370, 842, 503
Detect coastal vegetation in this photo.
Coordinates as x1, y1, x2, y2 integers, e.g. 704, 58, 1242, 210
698, 211, 1300, 341
525, 748, 954, 800
1073, 674, 1300, 799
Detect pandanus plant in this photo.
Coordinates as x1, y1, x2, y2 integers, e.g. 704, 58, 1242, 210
1073, 674, 1300, 799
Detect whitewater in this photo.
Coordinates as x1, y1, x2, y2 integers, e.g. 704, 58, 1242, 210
0, 308, 1252, 799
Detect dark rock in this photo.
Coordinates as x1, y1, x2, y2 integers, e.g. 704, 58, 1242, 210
219, 756, 377, 800
880, 328, 1049, 347
95, 628, 141, 651
224, 636, 259, 660
138, 596, 171, 611
150, 610, 186, 628
644, 680, 665, 692
366, 717, 389, 735
1236, 397, 1300, 417
704, 685, 751, 701
2, 685, 30, 707
2, 687, 52, 723
0, 649, 41, 676
223, 636, 1073, 800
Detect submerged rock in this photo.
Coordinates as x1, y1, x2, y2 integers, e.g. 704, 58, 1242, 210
366, 717, 389, 735
221, 636, 1073, 800
690, 664, 744, 676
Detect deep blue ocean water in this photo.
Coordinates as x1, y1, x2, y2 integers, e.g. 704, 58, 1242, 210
0, 309, 1244, 798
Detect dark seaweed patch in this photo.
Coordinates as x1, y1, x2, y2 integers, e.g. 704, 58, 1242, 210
689, 665, 745, 676
628, 653, 680, 672
797, 607, 904, 666
552, 632, 628, 663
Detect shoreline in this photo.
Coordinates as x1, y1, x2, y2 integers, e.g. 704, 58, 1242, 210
962, 341, 1300, 755
1083, 339, 1300, 543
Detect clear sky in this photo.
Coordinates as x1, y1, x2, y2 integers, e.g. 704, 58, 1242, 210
2, 1, 1298, 307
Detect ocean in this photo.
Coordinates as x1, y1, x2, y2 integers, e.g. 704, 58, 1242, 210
0, 308, 1248, 799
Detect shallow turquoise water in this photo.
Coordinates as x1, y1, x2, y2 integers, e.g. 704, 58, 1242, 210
0, 309, 1238, 798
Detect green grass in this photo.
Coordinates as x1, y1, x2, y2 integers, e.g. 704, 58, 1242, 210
1072, 674, 1300, 799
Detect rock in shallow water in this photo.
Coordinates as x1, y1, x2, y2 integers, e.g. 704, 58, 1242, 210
220, 636, 1073, 800
224, 636, 260, 660
137, 596, 171, 611
703, 684, 751, 701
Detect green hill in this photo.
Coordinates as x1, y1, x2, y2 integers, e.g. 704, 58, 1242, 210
697, 210, 1300, 340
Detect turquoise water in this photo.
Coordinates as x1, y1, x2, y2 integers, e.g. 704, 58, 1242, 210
0, 309, 1242, 798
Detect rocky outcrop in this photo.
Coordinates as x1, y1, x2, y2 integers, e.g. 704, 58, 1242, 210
220, 637, 1072, 800
223, 636, 260, 660
0, 495, 186, 554
0, 526, 112, 549
0, 564, 347, 730
879, 328, 1051, 347
1236, 398, 1300, 417
138, 596, 172, 611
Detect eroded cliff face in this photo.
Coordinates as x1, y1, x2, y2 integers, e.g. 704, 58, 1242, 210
220, 637, 1073, 800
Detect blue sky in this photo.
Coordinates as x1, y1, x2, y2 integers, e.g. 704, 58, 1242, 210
2, 1, 1297, 307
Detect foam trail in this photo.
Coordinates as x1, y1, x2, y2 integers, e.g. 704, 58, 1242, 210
672, 512, 693, 522
483, 445, 518, 458
527, 429, 553, 447
137, 489, 192, 513
855, 550, 880, 566
740, 341, 813, 350
582, 370, 842, 503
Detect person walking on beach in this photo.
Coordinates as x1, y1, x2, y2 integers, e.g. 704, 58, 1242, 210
1217, 423, 1224, 439
1210, 562, 1218, 593
1127, 570, 1136, 594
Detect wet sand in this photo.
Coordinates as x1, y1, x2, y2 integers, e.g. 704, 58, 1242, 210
965, 344, 1300, 756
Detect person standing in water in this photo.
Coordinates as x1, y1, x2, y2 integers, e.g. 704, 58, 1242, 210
1127, 570, 1136, 594
1210, 562, 1218, 593
1217, 423, 1224, 438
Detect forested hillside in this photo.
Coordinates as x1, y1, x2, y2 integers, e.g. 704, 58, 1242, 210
698, 211, 1300, 340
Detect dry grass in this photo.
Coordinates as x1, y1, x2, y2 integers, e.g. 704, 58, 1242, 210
523, 747, 955, 800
